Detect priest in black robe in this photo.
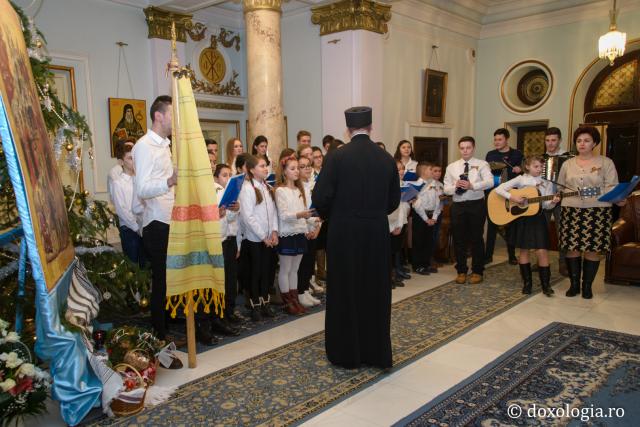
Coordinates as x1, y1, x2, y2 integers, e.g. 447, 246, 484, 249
312, 106, 400, 369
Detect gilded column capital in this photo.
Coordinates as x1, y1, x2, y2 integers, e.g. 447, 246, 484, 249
144, 6, 193, 42
243, 0, 283, 14
311, 0, 391, 36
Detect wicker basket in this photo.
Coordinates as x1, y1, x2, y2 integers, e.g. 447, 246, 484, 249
110, 363, 147, 417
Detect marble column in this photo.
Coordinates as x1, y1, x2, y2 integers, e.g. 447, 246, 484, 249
243, 0, 286, 159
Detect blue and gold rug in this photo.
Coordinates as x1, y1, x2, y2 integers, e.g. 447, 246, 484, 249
395, 322, 640, 426
88, 261, 563, 426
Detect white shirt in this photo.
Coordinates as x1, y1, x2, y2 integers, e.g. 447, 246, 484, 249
107, 164, 123, 204
413, 179, 444, 221
215, 183, 239, 239
403, 159, 418, 173
495, 174, 556, 210
388, 200, 410, 232
275, 186, 314, 237
110, 173, 142, 233
132, 129, 175, 227
444, 157, 494, 202
238, 179, 278, 242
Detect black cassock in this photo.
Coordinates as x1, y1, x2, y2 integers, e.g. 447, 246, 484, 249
312, 134, 400, 369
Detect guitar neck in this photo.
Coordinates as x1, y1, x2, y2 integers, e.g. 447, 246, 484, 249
528, 190, 580, 204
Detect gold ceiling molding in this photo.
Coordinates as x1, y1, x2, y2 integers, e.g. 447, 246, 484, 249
243, 0, 283, 14
311, 0, 391, 36
144, 6, 203, 42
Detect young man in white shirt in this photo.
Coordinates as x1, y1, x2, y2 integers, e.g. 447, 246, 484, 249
110, 142, 144, 266
132, 95, 178, 342
444, 136, 494, 284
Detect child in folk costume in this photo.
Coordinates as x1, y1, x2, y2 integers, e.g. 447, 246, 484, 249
494, 155, 560, 296
296, 155, 322, 306
214, 164, 244, 325
411, 162, 443, 275
238, 155, 279, 320
275, 153, 316, 315
388, 160, 410, 288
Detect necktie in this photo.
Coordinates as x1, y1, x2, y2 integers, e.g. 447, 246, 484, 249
464, 162, 469, 174
456, 162, 470, 195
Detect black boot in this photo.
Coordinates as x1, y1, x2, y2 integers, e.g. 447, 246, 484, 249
508, 245, 518, 265
581, 259, 600, 299
260, 296, 277, 318
539, 266, 553, 296
565, 257, 582, 297
519, 263, 532, 294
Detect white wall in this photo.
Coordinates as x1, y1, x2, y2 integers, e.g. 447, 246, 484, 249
382, 12, 477, 161
475, 8, 640, 156
34, 0, 154, 199
281, 10, 323, 148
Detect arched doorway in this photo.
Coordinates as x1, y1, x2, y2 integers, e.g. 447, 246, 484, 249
584, 50, 640, 182
568, 41, 640, 183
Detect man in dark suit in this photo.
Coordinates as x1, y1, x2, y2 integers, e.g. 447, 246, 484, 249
312, 106, 400, 369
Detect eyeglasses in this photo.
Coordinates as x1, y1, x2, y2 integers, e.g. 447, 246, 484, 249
300, 165, 313, 169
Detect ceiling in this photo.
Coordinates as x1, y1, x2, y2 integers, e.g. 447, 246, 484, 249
101, 0, 638, 38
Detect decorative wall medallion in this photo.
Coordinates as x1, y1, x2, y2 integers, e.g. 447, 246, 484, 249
517, 70, 549, 106
500, 60, 553, 114
199, 47, 226, 85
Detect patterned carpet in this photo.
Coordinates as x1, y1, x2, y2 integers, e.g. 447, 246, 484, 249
87, 260, 564, 426
395, 322, 640, 426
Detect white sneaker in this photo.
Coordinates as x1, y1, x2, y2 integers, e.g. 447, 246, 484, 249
298, 292, 314, 308
305, 290, 321, 306
309, 281, 325, 294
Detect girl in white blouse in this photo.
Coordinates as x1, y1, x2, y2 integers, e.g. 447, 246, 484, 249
275, 153, 315, 315
252, 135, 274, 175
495, 155, 560, 296
238, 155, 279, 320
393, 140, 418, 175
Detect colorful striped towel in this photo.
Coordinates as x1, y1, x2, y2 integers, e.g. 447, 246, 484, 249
166, 75, 225, 317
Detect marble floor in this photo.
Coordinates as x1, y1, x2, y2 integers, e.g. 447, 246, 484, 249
28, 252, 640, 426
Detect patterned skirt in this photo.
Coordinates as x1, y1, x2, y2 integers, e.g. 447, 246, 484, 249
559, 206, 612, 252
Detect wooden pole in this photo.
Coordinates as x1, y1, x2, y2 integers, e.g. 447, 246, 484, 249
186, 290, 197, 368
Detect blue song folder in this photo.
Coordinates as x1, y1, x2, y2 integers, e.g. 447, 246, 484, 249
219, 173, 245, 208
401, 185, 420, 203
266, 173, 276, 186
403, 171, 417, 182
598, 175, 639, 204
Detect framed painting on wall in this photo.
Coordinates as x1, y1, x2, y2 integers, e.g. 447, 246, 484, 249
48, 64, 85, 192
108, 98, 147, 157
422, 69, 447, 123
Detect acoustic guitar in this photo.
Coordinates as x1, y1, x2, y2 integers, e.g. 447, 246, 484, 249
487, 186, 601, 226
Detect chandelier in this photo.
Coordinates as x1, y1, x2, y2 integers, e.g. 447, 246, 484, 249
598, 0, 626, 66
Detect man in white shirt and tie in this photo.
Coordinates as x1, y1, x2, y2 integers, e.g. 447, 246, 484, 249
132, 96, 176, 341
444, 136, 494, 285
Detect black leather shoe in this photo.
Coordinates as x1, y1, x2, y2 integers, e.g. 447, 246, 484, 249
250, 307, 262, 322
196, 324, 219, 346
225, 310, 245, 325
211, 317, 240, 336
396, 269, 411, 280
427, 266, 438, 274
394, 280, 405, 287
414, 267, 430, 275
261, 303, 277, 318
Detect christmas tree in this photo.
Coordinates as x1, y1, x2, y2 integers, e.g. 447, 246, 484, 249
0, 3, 152, 337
